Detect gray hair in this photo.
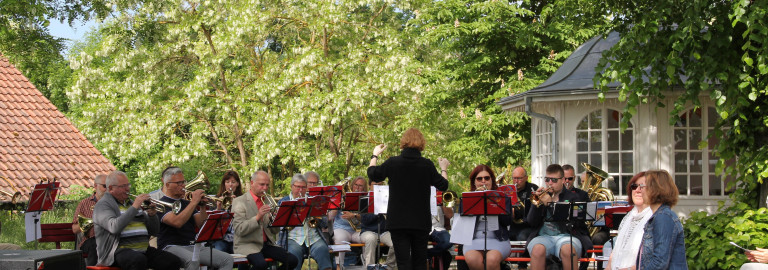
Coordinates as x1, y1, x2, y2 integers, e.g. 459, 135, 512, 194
93, 174, 107, 186
304, 171, 321, 183
251, 171, 268, 182
162, 166, 183, 184
291, 173, 307, 186
106, 171, 127, 187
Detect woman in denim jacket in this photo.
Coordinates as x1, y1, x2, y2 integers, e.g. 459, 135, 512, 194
462, 165, 512, 270
638, 170, 688, 270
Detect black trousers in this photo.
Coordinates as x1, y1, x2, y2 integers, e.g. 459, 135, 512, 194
80, 238, 97, 266
246, 244, 299, 270
390, 229, 430, 270
113, 247, 183, 270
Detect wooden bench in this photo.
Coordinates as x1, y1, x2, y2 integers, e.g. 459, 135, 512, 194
39, 222, 76, 249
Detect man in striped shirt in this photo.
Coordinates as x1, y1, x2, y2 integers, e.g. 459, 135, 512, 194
72, 174, 107, 266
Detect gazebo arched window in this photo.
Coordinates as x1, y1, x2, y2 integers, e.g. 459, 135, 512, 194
576, 109, 634, 197
673, 107, 734, 197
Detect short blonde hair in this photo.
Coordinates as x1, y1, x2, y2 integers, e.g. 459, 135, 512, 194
399, 128, 426, 151
644, 170, 679, 208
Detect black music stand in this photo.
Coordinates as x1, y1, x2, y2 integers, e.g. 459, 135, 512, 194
459, 190, 508, 270
27, 179, 60, 249
544, 201, 592, 270
196, 211, 233, 264
271, 200, 309, 249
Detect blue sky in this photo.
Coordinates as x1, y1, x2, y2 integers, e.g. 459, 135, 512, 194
48, 19, 97, 53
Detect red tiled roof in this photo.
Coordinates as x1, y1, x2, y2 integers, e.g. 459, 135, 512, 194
0, 55, 115, 202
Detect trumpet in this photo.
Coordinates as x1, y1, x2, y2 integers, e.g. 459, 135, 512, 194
442, 190, 457, 209
260, 193, 279, 224
183, 191, 223, 209
530, 187, 553, 207
128, 193, 182, 214
77, 214, 94, 235
0, 189, 22, 204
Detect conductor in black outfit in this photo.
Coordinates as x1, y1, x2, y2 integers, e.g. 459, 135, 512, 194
367, 128, 450, 270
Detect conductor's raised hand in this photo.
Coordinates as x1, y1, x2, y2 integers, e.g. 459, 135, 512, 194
373, 144, 386, 156
438, 158, 450, 171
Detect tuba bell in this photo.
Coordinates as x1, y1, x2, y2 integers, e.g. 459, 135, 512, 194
581, 163, 615, 236
185, 171, 210, 191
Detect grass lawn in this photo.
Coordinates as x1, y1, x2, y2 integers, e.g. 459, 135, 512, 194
0, 201, 79, 250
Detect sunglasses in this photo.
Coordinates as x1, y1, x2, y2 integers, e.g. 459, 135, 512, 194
475, 176, 492, 181
544, 177, 560, 183
563, 177, 575, 181
630, 184, 647, 191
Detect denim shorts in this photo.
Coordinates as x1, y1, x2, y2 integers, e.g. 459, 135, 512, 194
526, 234, 582, 258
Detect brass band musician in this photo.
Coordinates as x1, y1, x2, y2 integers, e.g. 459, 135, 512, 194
72, 174, 107, 266
232, 171, 298, 270
278, 174, 333, 270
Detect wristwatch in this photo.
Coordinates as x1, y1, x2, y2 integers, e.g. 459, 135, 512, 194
371, 155, 378, 159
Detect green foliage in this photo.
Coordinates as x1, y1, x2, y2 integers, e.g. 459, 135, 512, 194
684, 202, 768, 269
590, 0, 768, 206
411, 0, 608, 176
0, 202, 79, 249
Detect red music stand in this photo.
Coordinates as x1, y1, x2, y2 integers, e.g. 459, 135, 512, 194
270, 199, 310, 249
361, 191, 375, 214
343, 192, 366, 211
459, 190, 508, 216
436, 191, 444, 206
301, 196, 330, 218
27, 179, 60, 249
605, 205, 633, 229
196, 211, 233, 261
308, 186, 343, 210
497, 185, 519, 205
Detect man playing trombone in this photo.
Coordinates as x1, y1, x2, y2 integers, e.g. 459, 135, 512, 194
157, 167, 234, 270
93, 171, 183, 270
232, 171, 298, 270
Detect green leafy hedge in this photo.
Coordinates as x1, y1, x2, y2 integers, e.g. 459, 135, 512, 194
684, 201, 768, 269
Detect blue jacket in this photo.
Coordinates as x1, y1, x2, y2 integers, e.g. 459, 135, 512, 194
639, 204, 688, 270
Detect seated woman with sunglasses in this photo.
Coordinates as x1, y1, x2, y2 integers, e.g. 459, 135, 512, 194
606, 172, 652, 270
526, 164, 592, 270
458, 165, 512, 270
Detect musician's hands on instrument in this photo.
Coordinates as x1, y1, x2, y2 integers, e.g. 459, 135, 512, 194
146, 205, 157, 216
341, 211, 357, 220
189, 189, 205, 205
536, 187, 553, 204
256, 202, 272, 220
132, 194, 150, 209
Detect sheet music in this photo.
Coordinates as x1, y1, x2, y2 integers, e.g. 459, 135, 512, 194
449, 213, 475, 245
25, 212, 42, 242
373, 185, 389, 214
430, 187, 437, 216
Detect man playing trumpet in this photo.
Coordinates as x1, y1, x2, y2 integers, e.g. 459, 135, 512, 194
72, 174, 107, 266
93, 171, 183, 270
525, 164, 592, 270
157, 167, 234, 270
232, 171, 298, 270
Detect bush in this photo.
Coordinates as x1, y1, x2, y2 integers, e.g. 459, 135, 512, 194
684, 201, 768, 269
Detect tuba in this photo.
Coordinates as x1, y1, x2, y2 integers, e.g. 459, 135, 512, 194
581, 163, 615, 236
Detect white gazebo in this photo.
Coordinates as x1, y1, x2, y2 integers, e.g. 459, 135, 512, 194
497, 32, 733, 218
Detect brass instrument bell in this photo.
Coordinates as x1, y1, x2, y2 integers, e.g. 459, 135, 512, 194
77, 214, 94, 234
442, 190, 457, 209
0, 189, 22, 204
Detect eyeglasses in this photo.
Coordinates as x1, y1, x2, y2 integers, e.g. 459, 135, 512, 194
563, 177, 575, 181
475, 176, 492, 181
544, 177, 560, 183
630, 184, 647, 191
112, 184, 131, 190
292, 184, 307, 190
168, 180, 185, 185
97, 184, 107, 188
